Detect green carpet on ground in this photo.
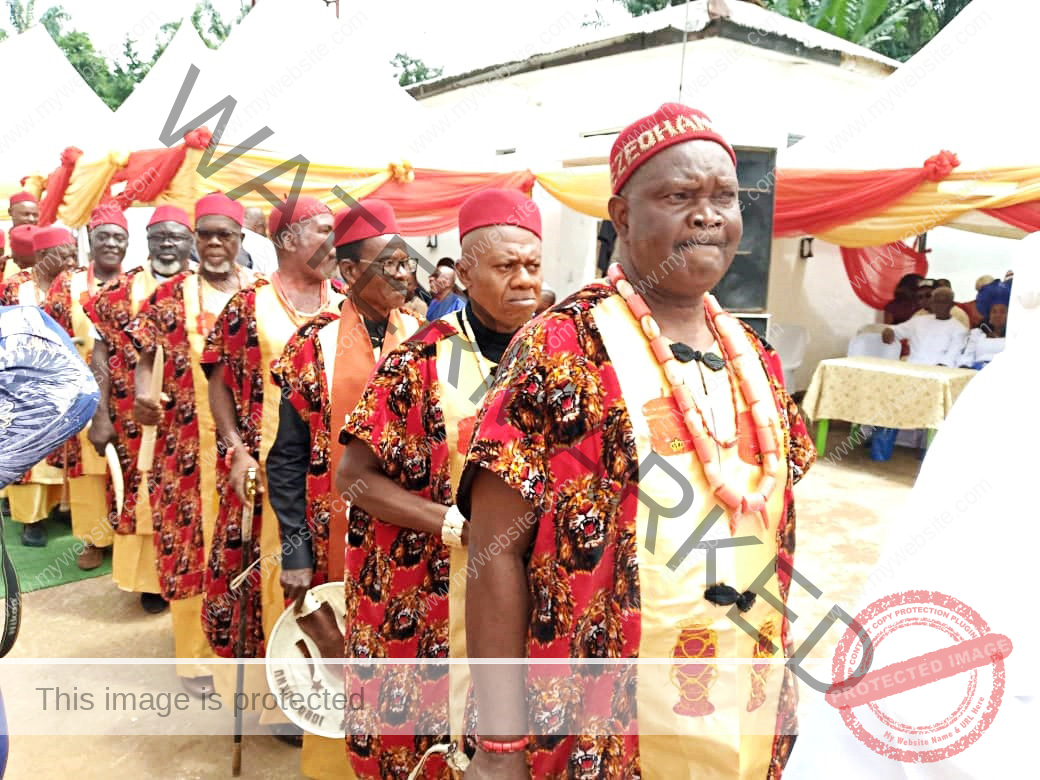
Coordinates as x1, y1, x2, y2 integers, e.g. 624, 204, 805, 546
1, 511, 111, 592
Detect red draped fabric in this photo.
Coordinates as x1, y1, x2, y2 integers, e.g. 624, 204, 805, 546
774, 151, 959, 237
840, 241, 929, 310
982, 201, 1040, 232
38, 147, 83, 226
370, 169, 537, 235
107, 129, 212, 211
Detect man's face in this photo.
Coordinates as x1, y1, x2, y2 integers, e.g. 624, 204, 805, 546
147, 220, 194, 277
436, 268, 456, 295
195, 215, 242, 277
282, 212, 336, 281
459, 225, 542, 331
989, 303, 1008, 330
930, 290, 955, 319
915, 286, 933, 311
9, 201, 39, 226
350, 235, 411, 315
243, 208, 266, 236
608, 140, 742, 296
89, 224, 128, 273
36, 243, 77, 278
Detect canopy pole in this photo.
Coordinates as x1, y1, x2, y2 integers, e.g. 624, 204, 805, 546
678, 0, 692, 102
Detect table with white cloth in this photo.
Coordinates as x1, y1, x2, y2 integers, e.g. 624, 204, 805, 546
801, 356, 978, 452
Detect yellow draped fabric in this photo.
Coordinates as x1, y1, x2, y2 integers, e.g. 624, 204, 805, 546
155, 146, 206, 214
57, 151, 129, 228
533, 166, 611, 219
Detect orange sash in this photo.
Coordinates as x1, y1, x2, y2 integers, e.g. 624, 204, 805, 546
327, 302, 412, 581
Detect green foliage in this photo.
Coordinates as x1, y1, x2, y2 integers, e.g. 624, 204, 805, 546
391, 53, 444, 87
0, 1, 253, 109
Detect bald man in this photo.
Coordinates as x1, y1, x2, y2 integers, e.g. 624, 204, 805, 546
241, 206, 277, 275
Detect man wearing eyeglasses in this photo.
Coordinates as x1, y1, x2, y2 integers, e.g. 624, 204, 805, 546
267, 198, 423, 777
125, 193, 259, 703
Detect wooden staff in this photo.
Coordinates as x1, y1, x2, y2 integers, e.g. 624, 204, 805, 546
232, 466, 258, 777
136, 345, 164, 475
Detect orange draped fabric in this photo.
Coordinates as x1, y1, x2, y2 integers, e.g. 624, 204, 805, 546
774, 151, 960, 237
107, 130, 212, 212
983, 201, 1040, 232
840, 241, 929, 310
370, 168, 537, 235
38, 147, 83, 226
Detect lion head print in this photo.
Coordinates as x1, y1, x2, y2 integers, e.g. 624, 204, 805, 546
377, 667, 422, 727
555, 474, 612, 572
611, 665, 637, 727
567, 720, 625, 780
418, 619, 449, 680
503, 362, 548, 435
377, 744, 415, 780
373, 351, 422, 418
422, 393, 447, 444
570, 592, 624, 664
528, 553, 573, 646
413, 707, 449, 757
426, 540, 450, 596
528, 675, 583, 751
381, 586, 426, 641
348, 506, 372, 548
344, 706, 381, 758
612, 529, 640, 611
600, 403, 637, 483
544, 354, 604, 448
390, 529, 427, 568
399, 435, 431, 491
359, 548, 393, 604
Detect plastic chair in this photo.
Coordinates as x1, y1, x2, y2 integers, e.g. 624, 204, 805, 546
847, 332, 902, 360
767, 323, 809, 390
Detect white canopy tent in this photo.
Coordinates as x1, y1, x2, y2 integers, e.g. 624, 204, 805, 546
0, 25, 116, 200
779, 0, 1038, 238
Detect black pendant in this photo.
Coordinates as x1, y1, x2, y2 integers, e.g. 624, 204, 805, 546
670, 342, 725, 372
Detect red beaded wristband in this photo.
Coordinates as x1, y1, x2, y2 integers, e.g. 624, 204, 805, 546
477, 736, 528, 754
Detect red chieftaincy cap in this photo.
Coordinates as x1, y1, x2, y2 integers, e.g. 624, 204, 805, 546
148, 205, 192, 230
9, 225, 37, 256
195, 192, 244, 227
268, 196, 330, 237
609, 103, 737, 195
9, 191, 37, 207
33, 226, 75, 252
457, 188, 541, 241
334, 199, 401, 246
88, 204, 128, 231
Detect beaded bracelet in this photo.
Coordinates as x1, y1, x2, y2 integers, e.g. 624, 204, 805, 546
477, 736, 528, 754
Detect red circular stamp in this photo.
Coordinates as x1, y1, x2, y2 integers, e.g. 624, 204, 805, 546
825, 589, 1012, 762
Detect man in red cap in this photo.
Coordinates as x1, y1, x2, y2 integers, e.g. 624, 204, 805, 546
2, 225, 39, 281
83, 206, 193, 587
199, 194, 342, 743
126, 194, 258, 699
0, 225, 71, 546
326, 189, 542, 779
42, 210, 130, 566
266, 198, 423, 777
8, 191, 39, 228
460, 105, 816, 779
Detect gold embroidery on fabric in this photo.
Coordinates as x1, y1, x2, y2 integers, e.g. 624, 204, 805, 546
669, 621, 718, 717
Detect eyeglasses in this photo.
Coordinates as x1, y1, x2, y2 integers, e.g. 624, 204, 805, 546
196, 229, 238, 243
148, 232, 193, 243
378, 258, 418, 275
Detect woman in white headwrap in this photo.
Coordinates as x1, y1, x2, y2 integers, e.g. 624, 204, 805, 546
785, 234, 1040, 779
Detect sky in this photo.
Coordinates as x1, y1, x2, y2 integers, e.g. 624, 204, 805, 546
19, 0, 636, 79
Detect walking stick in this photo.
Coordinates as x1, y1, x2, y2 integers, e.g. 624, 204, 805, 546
232, 466, 258, 777
136, 345, 164, 475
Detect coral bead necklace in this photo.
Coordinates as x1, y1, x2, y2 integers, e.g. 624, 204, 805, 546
607, 262, 781, 534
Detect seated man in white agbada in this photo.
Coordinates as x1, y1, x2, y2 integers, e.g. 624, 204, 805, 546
882, 287, 968, 366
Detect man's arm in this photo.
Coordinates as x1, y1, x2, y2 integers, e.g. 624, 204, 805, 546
464, 468, 536, 779
86, 340, 116, 455
337, 438, 449, 538
207, 361, 260, 501
267, 395, 314, 603
940, 324, 970, 367
882, 319, 913, 344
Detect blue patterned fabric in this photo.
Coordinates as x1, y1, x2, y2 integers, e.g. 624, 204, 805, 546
0, 306, 99, 488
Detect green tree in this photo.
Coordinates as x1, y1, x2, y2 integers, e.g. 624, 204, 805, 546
391, 53, 444, 86
7, 0, 34, 32
617, 0, 669, 15
192, 0, 251, 49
